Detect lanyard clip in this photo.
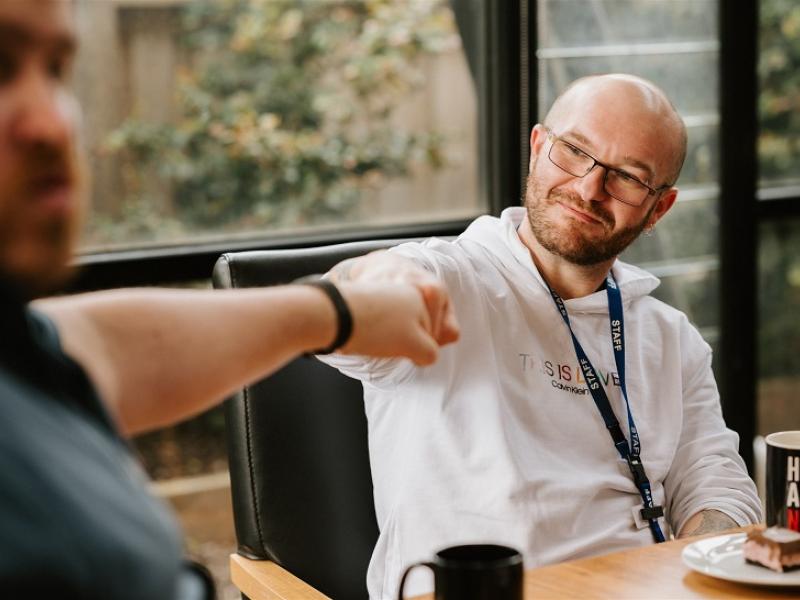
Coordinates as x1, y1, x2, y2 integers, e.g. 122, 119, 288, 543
626, 455, 649, 488
640, 505, 664, 521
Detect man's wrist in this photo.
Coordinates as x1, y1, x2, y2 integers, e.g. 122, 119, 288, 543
296, 276, 353, 354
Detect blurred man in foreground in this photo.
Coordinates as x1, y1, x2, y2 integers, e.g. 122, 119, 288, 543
0, 2, 458, 598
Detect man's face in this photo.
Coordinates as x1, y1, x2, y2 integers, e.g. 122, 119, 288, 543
524, 87, 677, 267
0, 0, 82, 297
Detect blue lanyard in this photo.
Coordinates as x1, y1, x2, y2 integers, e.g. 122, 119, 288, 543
547, 273, 665, 543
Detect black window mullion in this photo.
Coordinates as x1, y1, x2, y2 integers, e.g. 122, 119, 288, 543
756, 196, 800, 220
718, 0, 758, 472
481, 0, 526, 216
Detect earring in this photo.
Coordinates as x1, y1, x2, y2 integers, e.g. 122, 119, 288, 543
644, 224, 655, 237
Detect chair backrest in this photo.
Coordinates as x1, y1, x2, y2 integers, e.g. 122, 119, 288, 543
212, 239, 420, 600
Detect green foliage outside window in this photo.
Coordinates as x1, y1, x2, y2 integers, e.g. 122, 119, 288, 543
759, 0, 800, 185
758, 0, 800, 380
100, 0, 456, 242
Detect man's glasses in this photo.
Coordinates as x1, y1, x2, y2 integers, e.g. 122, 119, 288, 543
545, 129, 671, 207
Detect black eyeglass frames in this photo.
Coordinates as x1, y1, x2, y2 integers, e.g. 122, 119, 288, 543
544, 129, 671, 207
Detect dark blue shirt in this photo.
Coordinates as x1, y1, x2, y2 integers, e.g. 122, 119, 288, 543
0, 283, 194, 599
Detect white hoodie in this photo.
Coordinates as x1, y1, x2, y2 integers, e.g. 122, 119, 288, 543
322, 207, 761, 599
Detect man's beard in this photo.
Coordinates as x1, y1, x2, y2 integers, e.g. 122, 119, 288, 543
524, 165, 655, 266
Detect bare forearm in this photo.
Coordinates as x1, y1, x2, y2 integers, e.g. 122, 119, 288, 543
677, 509, 739, 538
36, 279, 456, 435
36, 287, 337, 436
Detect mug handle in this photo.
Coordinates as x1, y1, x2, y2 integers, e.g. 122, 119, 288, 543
397, 561, 435, 600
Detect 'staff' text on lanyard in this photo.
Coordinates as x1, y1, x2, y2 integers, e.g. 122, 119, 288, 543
547, 273, 665, 544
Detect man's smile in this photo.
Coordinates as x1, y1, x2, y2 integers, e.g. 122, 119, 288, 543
556, 200, 606, 227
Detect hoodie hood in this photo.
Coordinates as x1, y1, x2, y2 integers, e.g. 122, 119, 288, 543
457, 207, 660, 314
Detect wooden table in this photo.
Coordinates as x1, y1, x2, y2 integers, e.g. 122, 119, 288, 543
412, 528, 799, 599
231, 529, 800, 600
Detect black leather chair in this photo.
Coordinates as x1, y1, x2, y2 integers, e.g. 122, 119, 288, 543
212, 239, 419, 600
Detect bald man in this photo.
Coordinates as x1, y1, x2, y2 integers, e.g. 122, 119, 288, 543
322, 75, 761, 599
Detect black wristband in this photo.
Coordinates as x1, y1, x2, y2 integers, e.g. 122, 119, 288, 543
301, 278, 353, 354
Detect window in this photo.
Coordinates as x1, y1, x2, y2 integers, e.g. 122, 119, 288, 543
757, 0, 800, 441
536, 0, 721, 349
73, 0, 483, 253
759, 0, 800, 190
758, 218, 800, 436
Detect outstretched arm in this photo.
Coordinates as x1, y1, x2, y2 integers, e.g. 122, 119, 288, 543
35, 280, 458, 436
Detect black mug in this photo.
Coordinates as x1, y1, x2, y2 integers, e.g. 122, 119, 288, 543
765, 431, 800, 532
397, 544, 523, 600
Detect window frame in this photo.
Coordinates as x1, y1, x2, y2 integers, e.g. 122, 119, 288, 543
717, 0, 758, 472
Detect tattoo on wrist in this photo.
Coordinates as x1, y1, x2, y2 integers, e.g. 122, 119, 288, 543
682, 510, 738, 537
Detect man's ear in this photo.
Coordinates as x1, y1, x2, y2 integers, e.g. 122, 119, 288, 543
528, 124, 548, 172
647, 187, 678, 229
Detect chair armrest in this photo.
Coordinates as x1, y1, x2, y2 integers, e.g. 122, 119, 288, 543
229, 554, 332, 600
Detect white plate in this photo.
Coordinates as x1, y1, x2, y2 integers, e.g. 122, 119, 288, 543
681, 533, 800, 587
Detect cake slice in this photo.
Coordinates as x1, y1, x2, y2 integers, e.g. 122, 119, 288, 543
743, 526, 800, 572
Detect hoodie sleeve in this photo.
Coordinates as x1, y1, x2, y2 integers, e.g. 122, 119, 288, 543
663, 321, 762, 533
